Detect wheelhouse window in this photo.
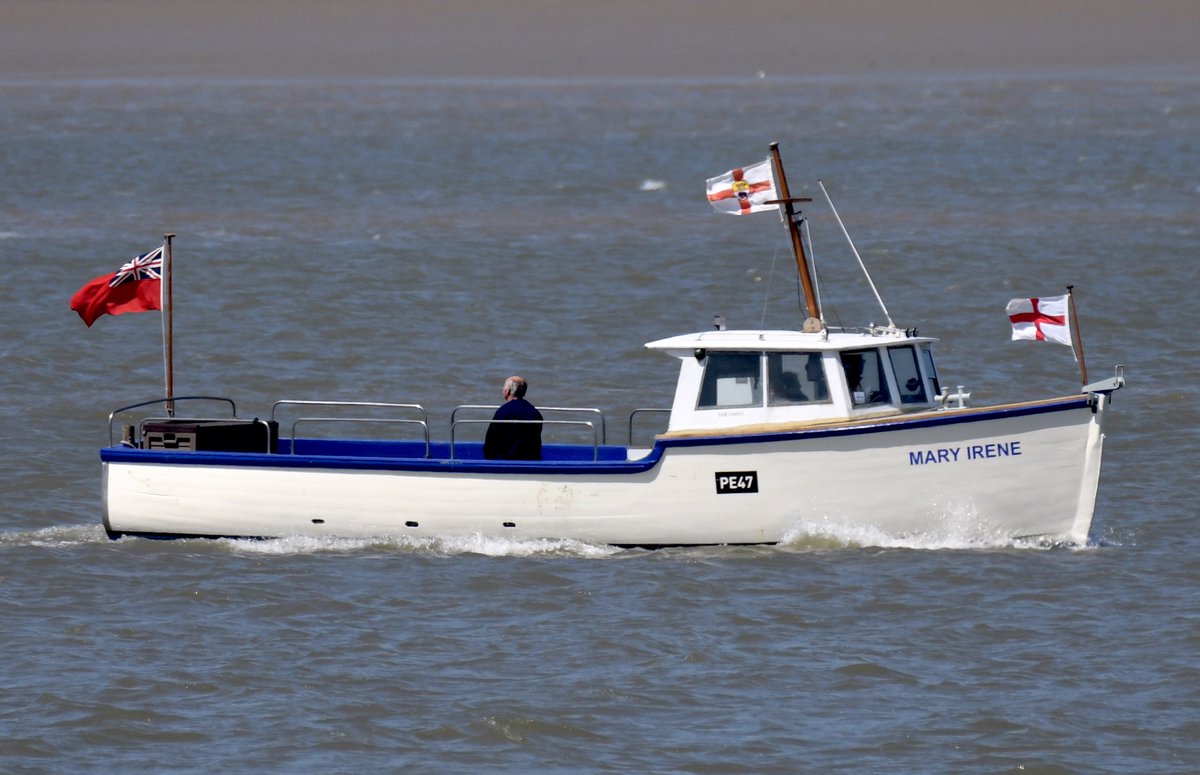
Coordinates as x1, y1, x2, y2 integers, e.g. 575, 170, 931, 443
887, 345, 929, 404
697, 352, 762, 409
841, 349, 892, 407
767, 352, 830, 405
921, 346, 941, 397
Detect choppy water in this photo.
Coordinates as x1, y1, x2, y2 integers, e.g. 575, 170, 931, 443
2, 71, 1198, 772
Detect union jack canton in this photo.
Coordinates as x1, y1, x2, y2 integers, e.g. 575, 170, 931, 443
109, 246, 164, 287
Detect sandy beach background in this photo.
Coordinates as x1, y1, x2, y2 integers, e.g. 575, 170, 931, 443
3, 0, 1199, 80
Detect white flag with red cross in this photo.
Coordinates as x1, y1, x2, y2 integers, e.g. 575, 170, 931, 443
1006, 295, 1072, 346
706, 159, 777, 215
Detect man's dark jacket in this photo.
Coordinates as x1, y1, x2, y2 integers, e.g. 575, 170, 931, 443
484, 398, 543, 460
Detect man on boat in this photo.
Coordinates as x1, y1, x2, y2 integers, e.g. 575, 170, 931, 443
484, 375, 543, 460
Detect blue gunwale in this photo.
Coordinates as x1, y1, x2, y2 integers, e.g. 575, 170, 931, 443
100, 395, 1092, 475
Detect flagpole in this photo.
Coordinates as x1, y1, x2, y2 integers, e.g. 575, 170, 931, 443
1067, 285, 1088, 386
163, 233, 175, 416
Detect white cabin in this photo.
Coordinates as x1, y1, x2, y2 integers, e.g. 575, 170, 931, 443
646, 327, 943, 433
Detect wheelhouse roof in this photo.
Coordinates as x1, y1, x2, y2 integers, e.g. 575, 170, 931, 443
644, 328, 938, 357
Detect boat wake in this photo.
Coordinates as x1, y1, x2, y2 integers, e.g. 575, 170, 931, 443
2, 521, 1098, 555
0, 524, 622, 557
779, 514, 1090, 551
0, 523, 111, 547
219, 532, 624, 558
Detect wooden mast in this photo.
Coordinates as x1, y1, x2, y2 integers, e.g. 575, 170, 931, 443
766, 142, 821, 328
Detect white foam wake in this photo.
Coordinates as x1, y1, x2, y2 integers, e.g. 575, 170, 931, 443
221, 531, 621, 558
778, 514, 1096, 551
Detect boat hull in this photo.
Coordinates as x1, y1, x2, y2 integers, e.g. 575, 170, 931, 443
102, 395, 1110, 546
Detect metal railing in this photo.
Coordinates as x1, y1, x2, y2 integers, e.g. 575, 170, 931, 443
627, 408, 671, 446
107, 397, 671, 459
107, 396, 238, 446
271, 401, 432, 456
288, 417, 430, 457
451, 404, 607, 444
271, 400, 428, 424
449, 418, 601, 461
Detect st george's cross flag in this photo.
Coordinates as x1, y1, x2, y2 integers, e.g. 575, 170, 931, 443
706, 159, 777, 215
70, 246, 164, 327
1006, 295, 1072, 346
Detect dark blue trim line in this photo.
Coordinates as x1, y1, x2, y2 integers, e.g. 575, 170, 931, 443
100, 396, 1090, 475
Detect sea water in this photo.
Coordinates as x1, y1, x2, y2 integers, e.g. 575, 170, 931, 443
1, 72, 1198, 772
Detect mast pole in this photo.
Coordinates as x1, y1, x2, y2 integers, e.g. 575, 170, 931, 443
768, 142, 821, 325
1067, 285, 1088, 386
163, 232, 175, 416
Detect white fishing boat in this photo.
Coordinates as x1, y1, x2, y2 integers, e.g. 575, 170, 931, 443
98, 145, 1123, 547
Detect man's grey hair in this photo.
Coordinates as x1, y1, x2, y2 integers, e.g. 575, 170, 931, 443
504, 376, 528, 399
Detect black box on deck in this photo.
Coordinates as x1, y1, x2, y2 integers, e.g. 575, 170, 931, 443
143, 419, 278, 453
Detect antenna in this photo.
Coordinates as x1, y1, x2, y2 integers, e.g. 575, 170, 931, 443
818, 181, 894, 328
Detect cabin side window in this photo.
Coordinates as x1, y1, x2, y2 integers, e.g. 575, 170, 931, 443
887, 345, 929, 404
696, 352, 762, 409
767, 352, 830, 405
921, 346, 941, 396
841, 348, 891, 407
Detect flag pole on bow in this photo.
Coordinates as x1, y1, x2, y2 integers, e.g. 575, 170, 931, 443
1067, 285, 1088, 387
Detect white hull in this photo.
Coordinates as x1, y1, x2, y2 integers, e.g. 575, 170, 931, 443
103, 394, 1110, 546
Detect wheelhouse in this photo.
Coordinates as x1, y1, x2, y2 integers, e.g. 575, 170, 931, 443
645, 328, 942, 432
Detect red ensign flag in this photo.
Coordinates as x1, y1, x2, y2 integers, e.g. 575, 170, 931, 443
70, 246, 164, 327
